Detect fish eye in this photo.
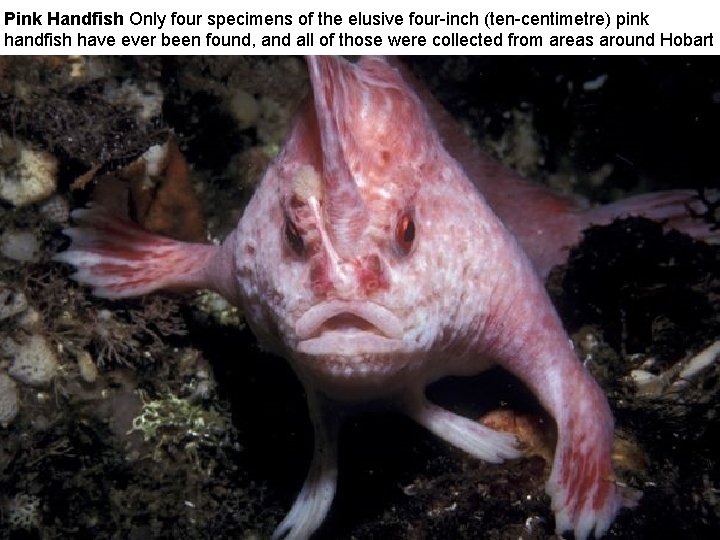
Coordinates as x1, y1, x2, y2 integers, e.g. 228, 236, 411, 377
395, 212, 415, 255
284, 217, 305, 256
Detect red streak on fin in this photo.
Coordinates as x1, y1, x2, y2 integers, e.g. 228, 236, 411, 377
54, 206, 217, 298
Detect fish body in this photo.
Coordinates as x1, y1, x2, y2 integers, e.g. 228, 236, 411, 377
57, 56, 717, 539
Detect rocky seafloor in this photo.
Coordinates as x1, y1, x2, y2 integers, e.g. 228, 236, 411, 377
0, 56, 718, 539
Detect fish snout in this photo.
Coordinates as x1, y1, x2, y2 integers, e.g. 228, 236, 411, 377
309, 253, 390, 297
355, 253, 389, 294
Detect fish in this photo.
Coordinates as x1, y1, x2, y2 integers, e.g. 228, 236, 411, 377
55, 56, 718, 540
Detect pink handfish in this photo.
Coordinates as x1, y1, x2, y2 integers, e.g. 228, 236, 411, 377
55, 56, 718, 540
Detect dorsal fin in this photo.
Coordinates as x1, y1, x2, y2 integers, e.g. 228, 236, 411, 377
306, 56, 369, 257
305, 56, 442, 256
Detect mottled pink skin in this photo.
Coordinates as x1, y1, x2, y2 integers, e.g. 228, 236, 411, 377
58, 57, 625, 540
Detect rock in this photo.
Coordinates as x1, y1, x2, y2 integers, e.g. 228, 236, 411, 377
678, 340, 720, 381
0, 135, 58, 206
3, 335, 58, 386
16, 307, 41, 331
5, 493, 41, 530
0, 372, 19, 427
0, 285, 27, 320
76, 350, 98, 384
40, 194, 71, 224
630, 368, 666, 397
129, 140, 206, 242
228, 88, 260, 129
0, 229, 41, 262
104, 80, 164, 121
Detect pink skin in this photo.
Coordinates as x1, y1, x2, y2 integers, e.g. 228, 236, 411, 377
57, 56, 718, 540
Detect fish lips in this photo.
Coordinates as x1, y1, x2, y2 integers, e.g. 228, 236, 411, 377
295, 300, 404, 355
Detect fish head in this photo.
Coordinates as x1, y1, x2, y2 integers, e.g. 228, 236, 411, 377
239, 57, 498, 396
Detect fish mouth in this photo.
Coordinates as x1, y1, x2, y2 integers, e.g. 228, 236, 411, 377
295, 300, 404, 355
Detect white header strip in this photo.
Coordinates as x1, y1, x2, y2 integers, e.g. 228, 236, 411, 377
1, 1, 718, 54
